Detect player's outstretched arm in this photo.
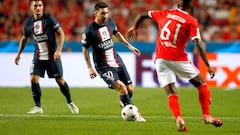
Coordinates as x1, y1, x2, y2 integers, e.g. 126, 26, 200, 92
82, 46, 97, 79
193, 38, 215, 79
115, 32, 141, 56
126, 12, 150, 40
15, 36, 28, 65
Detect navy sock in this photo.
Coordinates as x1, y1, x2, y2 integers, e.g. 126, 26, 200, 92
120, 94, 132, 106
128, 91, 133, 98
58, 82, 72, 103
31, 83, 41, 107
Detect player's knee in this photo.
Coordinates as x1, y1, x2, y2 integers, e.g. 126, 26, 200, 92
55, 77, 65, 85
30, 76, 39, 83
113, 81, 128, 94
189, 75, 205, 87
126, 84, 134, 93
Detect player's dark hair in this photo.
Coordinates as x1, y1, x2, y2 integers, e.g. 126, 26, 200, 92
30, 0, 44, 2
30, 0, 45, 5
183, 0, 192, 5
95, 1, 108, 10
178, 0, 192, 9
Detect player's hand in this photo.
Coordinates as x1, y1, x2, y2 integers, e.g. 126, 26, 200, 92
129, 46, 141, 56
126, 26, 136, 40
54, 51, 62, 61
15, 55, 20, 65
89, 67, 97, 79
207, 66, 215, 79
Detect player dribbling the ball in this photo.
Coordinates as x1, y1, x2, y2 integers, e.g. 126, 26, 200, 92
81, 1, 145, 122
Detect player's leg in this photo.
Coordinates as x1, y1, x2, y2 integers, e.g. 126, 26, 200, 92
55, 77, 79, 114
126, 84, 133, 98
112, 80, 146, 122
28, 62, 44, 114
55, 77, 72, 104
190, 75, 210, 115
164, 83, 187, 132
119, 65, 134, 98
175, 60, 222, 127
164, 83, 181, 118
118, 84, 133, 108
112, 80, 132, 106
47, 60, 72, 103
48, 60, 79, 114
117, 67, 146, 121
97, 68, 132, 106
118, 66, 134, 107
155, 59, 187, 131
189, 75, 223, 127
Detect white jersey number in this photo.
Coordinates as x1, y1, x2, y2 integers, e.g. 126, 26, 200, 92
160, 20, 181, 44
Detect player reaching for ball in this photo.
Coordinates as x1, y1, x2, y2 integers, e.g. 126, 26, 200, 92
126, 0, 222, 131
81, 1, 145, 122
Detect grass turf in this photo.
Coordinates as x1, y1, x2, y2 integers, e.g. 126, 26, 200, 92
0, 87, 239, 135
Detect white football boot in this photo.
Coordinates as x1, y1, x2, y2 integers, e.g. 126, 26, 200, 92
68, 102, 79, 114
27, 106, 43, 114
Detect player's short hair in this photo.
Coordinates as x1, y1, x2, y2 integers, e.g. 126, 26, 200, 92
30, 0, 45, 5
95, 1, 108, 10
30, 0, 44, 2
178, 0, 192, 8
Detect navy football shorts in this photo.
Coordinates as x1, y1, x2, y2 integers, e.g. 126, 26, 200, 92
30, 60, 63, 78
97, 66, 132, 89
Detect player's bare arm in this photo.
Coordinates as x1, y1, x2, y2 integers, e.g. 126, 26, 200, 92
115, 32, 141, 56
126, 12, 150, 40
15, 36, 28, 65
193, 38, 215, 79
82, 46, 97, 79
54, 27, 65, 61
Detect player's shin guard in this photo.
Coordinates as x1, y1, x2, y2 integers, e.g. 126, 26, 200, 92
31, 82, 41, 107
59, 82, 72, 103
168, 94, 181, 118
198, 83, 211, 115
120, 94, 132, 106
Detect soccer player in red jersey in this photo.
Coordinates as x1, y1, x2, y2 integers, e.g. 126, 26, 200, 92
126, 0, 223, 132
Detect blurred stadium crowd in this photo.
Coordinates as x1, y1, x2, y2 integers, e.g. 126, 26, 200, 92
0, 0, 240, 42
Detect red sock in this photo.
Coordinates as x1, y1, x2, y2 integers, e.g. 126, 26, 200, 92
168, 94, 181, 118
198, 83, 211, 115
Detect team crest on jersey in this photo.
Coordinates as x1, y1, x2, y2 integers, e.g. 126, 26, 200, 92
34, 21, 43, 34
98, 26, 110, 42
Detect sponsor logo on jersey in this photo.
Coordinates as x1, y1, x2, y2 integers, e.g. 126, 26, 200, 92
33, 34, 48, 42
98, 39, 114, 50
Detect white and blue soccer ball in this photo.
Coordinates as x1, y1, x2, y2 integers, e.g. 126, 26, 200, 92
121, 104, 139, 121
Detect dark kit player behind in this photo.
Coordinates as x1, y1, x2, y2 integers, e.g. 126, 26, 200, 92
15, 0, 79, 114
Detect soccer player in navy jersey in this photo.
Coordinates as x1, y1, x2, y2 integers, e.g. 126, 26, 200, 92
81, 1, 145, 122
14, 0, 79, 114
126, 0, 222, 131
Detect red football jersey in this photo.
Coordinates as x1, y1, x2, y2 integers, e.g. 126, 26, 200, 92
148, 9, 201, 61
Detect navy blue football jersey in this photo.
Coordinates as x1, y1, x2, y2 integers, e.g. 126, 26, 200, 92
81, 18, 124, 70
24, 13, 60, 61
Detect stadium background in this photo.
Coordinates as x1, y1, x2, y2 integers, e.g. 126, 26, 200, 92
0, 0, 240, 88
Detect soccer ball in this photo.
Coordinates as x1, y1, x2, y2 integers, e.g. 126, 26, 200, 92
121, 104, 139, 121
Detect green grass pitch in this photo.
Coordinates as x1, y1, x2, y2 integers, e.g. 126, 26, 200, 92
0, 87, 239, 135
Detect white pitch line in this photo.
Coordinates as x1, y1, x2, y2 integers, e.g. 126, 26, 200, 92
0, 114, 239, 120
